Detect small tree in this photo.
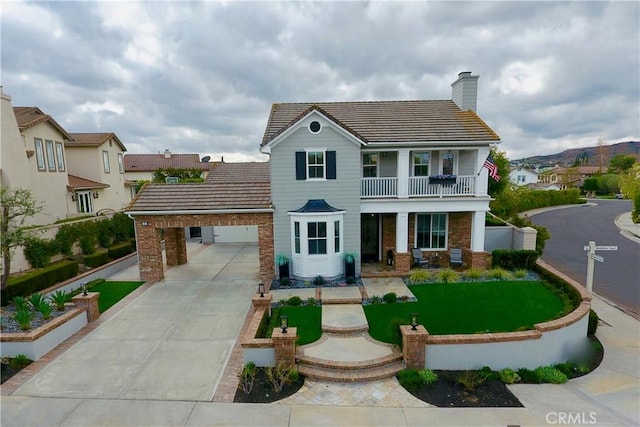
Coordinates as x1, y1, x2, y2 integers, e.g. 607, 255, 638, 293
487, 149, 510, 198
1, 187, 44, 290
608, 154, 636, 174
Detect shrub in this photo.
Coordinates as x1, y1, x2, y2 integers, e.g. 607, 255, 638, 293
266, 362, 292, 392
499, 368, 521, 384
456, 370, 486, 392
397, 369, 424, 390
279, 277, 290, 287
13, 307, 33, 330
465, 268, 484, 280
535, 365, 568, 384
1, 260, 79, 304
84, 251, 109, 268
288, 368, 300, 382
313, 275, 325, 287
287, 296, 302, 306
554, 362, 577, 378
409, 269, 431, 284
306, 297, 317, 306
478, 366, 499, 381
37, 301, 52, 319
517, 368, 541, 383
588, 309, 599, 336
23, 236, 56, 268
389, 316, 404, 347
55, 224, 80, 256
383, 292, 397, 303
96, 219, 114, 248
28, 293, 46, 309
487, 268, 513, 280
418, 369, 438, 384
369, 295, 382, 305
345, 276, 356, 284
238, 362, 257, 394
79, 236, 96, 255
277, 299, 288, 307
514, 269, 528, 278
108, 241, 133, 259
492, 250, 539, 270
12, 296, 28, 311
49, 290, 69, 311
111, 212, 134, 242
436, 268, 459, 283
9, 354, 32, 369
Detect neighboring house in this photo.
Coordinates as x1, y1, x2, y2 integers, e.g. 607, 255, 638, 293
540, 166, 601, 190
526, 182, 561, 191
260, 71, 499, 277
509, 167, 539, 186
65, 133, 131, 215
124, 150, 212, 186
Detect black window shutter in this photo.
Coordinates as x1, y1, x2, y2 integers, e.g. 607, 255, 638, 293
327, 151, 336, 179
295, 152, 306, 180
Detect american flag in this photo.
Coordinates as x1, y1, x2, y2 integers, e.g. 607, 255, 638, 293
483, 153, 501, 181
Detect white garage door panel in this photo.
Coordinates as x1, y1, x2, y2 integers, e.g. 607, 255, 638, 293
214, 225, 258, 243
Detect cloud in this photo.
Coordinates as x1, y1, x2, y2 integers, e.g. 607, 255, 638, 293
1, 1, 638, 163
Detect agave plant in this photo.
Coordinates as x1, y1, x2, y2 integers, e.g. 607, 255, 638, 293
28, 293, 46, 310
49, 290, 69, 311
37, 301, 53, 319
12, 296, 29, 311
13, 307, 33, 331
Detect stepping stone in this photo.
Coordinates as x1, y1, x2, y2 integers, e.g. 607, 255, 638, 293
322, 304, 368, 333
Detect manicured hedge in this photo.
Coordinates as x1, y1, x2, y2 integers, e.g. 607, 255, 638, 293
533, 264, 582, 312
107, 241, 133, 259
1, 260, 79, 304
492, 250, 539, 269
84, 251, 109, 268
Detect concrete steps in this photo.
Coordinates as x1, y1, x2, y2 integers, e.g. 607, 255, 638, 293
298, 360, 404, 382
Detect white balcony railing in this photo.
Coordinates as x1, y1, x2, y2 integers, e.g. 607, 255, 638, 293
361, 177, 398, 197
361, 175, 476, 198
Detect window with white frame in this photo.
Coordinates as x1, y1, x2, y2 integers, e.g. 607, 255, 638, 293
362, 153, 378, 178
416, 213, 447, 250
76, 191, 93, 213
334, 220, 340, 253
102, 150, 110, 173
442, 152, 455, 175
34, 138, 45, 171
517, 174, 526, 183
118, 152, 124, 174
308, 222, 327, 255
294, 222, 301, 254
55, 142, 65, 171
413, 152, 430, 176
45, 140, 56, 171
307, 151, 325, 179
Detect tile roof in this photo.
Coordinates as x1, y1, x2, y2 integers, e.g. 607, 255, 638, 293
13, 107, 72, 139
261, 100, 500, 147
67, 133, 127, 151
124, 153, 212, 172
127, 162, 271, 213
67, 174, 110, 191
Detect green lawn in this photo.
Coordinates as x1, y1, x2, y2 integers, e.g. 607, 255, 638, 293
364, 281, 565, 345
85, 281, 145, 313
268, 305, 322, 345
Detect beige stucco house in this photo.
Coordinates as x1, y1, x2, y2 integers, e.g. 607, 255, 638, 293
124, 150, 212, 184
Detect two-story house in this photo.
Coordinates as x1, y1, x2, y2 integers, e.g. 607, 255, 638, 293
509, 167, 539, 186
260, 72, 499, 277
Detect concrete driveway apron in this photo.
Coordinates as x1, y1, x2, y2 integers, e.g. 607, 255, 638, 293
12, 243, 260, 402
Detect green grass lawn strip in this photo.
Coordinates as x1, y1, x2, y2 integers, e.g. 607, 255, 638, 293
268, 305, 322, 346
364, 281, 564, 344
87, 281, 145, 313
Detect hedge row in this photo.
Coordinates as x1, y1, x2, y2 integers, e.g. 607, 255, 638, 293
84, 251, 109, 268
492, 250, 539, 269
1, 260, 79, 304
107, 241, 133, 259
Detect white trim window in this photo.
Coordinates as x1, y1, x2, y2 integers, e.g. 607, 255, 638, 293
441, 152, 455, 176
294, 222, 301, 254
45, 140, 56, 171
413, 152, 430, 176
308, 222, 327, 255
34, 138, 45, 171
307, 151, 325, 179
102, 150, 110, 173
118, 152, 124, 174
76, 191, 93, 213
362, 153, 378, 178
334, 220, 340, 253
416, 213, 447, 250
55, 142, 65, 171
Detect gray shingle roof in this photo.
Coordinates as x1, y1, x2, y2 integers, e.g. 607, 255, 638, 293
124, 153, 211, 172
261, 100, 500, 146
127, 162, 271, 213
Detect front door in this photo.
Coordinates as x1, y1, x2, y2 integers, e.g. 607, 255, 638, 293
361, 214, 379, 262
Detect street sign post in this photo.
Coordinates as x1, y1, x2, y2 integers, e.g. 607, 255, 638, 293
584, 241, 617, 294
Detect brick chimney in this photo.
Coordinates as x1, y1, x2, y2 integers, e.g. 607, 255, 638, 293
164, 149, 171, 159
451, 71, 479, 112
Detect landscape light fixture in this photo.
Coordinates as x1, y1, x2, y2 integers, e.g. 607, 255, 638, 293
92, 192, 99, 199
280, 315, 288, 333
82, 283, 88, 296
258, 282, 265, 297
411, 312, 419, 331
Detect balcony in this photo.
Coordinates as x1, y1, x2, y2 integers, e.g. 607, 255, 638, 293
361, 175, 476, 198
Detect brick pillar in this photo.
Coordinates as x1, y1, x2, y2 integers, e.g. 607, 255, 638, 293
72, 292, 100, 322
258, 221, 275, 284
469, 251, 488, 270
400, 325, 429, 369
394, 252, 411, 274
176, 227, 187, 265
252, 293, 272, 311
165, 228, 178, 266
136, 221, 164, 284
272, 327, 297, 368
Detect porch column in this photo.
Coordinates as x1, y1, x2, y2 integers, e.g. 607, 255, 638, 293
136, 221, 164, 284
476, 147, 490, 196
397, 149, 410, 199
165, 228, 179, 266
395, 212, 409, 253
176, 227, 187, 265
470, 210, 486, 251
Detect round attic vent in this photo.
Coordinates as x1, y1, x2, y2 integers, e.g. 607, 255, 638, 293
309, 121, 321, 134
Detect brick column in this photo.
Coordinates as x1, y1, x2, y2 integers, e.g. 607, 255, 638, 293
394, 252, 411, 274
258, 221, 275, 284
176, 227, 187, 265
272, 327, 297, 368
165, 228, 178, 266
400, 325, 429, 369
469, 251, 488, 270
252, 293, 273, 311
136, 221, 164, 284
72, 292, 100, 322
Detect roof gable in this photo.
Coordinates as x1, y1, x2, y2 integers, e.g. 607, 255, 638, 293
67, 133, 127, 151
124, 153, 211, 172
13, 107, 72, 139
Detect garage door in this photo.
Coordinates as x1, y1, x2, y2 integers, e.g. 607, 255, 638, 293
213, 225, 258, 243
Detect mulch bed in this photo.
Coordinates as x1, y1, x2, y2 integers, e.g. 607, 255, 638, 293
1, 360, 31, 384
406, 370, 523, 407
233, 368, 304, 403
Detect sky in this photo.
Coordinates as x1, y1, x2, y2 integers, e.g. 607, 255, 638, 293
2, 1, 639, 163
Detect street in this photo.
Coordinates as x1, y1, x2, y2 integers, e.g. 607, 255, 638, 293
531, 199, 639, 317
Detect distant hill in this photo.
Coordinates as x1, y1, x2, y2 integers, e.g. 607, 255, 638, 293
514, 141, 640, 168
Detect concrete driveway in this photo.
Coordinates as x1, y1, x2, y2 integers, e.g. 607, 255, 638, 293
12, 242, 260, 402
